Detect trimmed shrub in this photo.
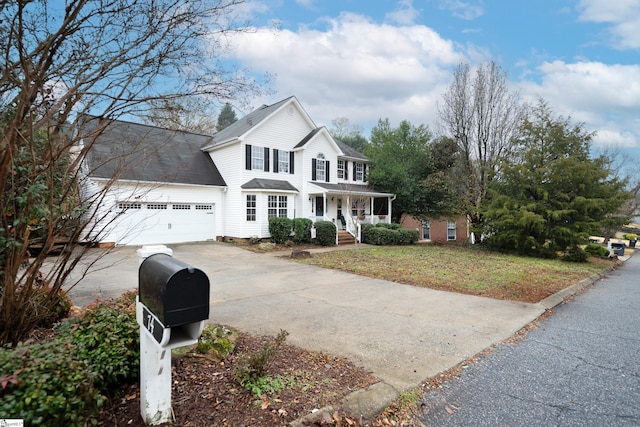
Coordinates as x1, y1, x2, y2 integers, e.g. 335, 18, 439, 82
375, 222, 402, 231
584, 244, 610, 257
396, 228, 419, 245
292, 218, 313, 243
0, 340, 102, 426
55, 291, 139, 392
268, 217, 293, 244
314, 221, 337, 246
562, 245, 588, 263
362, 224, 418, 245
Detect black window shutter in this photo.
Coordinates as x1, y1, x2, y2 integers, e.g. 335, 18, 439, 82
289, 151, 295, 174
352, 162, 357, 181
264, 147, 270, 171
363, 164, 367, 181
273, 149, 279, 173
326, 161, 330, 182
312, 158, 317, 181
245, 145, 252, 170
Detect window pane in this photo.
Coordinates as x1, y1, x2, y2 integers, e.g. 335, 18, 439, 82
278, 195, 287, 217
355, 163, 364, 181
251, 145, 264, 170
337, 160, 344, 179
268, 195, 277, 218
278, 150, 289, 173
316, 159, 325, 181
246, 195, 256, 221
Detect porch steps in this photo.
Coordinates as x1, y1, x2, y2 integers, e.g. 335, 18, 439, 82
337, 230, 356, 245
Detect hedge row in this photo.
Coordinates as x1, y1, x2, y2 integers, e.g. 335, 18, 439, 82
361, 223, 418, 245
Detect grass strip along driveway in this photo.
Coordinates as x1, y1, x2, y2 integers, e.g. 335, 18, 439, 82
296, 245, 615, 303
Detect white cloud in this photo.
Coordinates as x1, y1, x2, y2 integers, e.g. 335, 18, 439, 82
438, 0, 484, 20
229, 12, 463, 131
518, 60, 640, 148
577, 0, 640, 49
386, 0, 420, 25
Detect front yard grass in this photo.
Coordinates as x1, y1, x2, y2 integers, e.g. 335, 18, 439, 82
295, 245, 616, 303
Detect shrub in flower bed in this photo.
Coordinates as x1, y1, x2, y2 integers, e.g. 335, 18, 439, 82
0, 291, 139, 426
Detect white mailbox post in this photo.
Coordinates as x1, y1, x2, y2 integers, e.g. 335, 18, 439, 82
136, 245, 210, 425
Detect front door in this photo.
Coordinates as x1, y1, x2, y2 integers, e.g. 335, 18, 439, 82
315, 196, 324, 217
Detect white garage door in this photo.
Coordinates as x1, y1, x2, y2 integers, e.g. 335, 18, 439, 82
114, 202, 215, 245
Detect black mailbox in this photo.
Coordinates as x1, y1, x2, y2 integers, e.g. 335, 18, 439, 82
139, 254, 210, 328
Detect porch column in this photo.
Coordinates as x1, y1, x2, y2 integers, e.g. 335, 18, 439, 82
370, 198, 374, 222
388, 197, 392, 223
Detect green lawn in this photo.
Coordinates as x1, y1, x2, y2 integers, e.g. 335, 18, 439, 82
296, 245, 616, 303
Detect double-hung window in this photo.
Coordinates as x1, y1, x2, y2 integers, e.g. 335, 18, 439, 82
355, 163, 365, 181
278, 150, 289, 173
422, 220, 431, 240
251, 145, 264, 170
337, 160, 345, 179
316, 159, 326, 181
246, 195, 256, 221
447, 220, 456, 241
268, 195, 287, 218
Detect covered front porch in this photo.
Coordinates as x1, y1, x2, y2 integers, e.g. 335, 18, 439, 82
307, 183, 395, 243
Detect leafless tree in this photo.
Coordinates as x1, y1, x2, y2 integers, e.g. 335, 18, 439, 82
0, 0, 263, 345
438, 61, 526, 227
144, 97, 220, 135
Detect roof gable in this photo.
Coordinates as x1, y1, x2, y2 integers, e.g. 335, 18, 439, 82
203, 96, 316, 151
81, 116, 226, 186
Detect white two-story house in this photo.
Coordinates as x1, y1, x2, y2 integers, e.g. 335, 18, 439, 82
80, 96, 394, 246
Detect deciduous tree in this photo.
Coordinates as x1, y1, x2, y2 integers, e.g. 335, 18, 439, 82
438, 61, 526, 230
0, 0, 261, 345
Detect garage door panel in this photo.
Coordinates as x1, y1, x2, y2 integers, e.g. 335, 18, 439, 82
114, 203, 215, 245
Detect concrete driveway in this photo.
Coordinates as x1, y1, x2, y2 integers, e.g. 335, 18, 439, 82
66, 241, 548, 418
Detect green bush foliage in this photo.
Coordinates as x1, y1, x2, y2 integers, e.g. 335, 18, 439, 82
292, 218, 313, 243
314, 221, 337, 246
584, 244, 610, 257
268, 217, 293, 244
562, 245, 589, 263
0, 340, 102, 426
375, 222, 402, 230
55, 291, 139, 392
196, 324, 235, 358
233, 329, 289, 396
362, 224, 418, 245
0, 291, 139, 425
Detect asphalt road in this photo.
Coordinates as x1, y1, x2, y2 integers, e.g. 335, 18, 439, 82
417, 253, 640, 426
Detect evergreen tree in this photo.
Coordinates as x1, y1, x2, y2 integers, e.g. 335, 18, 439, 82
216, 103, 238, 131
483, 100, 630, 256
366, 119, 459, 222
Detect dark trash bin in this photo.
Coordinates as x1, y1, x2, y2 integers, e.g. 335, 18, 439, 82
610, 242, 625, 256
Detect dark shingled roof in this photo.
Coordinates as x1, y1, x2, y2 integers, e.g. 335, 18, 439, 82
203, 97, 294, 150
334, 139, 368, 161
241, 178, 299, 192
81, 115, 226, 186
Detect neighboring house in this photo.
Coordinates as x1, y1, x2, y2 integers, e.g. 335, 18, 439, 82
80, 96, 394, 246
400, 214, 469, 243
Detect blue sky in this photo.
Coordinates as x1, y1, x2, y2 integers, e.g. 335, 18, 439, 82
224, 0, 640, 162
